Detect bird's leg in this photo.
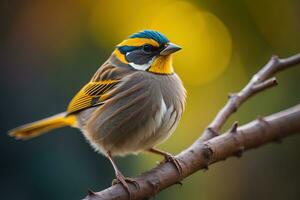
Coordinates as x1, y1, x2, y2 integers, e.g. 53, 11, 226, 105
148, 147, 183, 176
107, 152, 139, 197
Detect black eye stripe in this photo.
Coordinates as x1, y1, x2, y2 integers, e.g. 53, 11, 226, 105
119, 44, 160, 66
126, 50, 153, 65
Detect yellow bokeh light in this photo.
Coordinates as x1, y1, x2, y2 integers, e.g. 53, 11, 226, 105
149, 1, 232, 85
89, 0, 164, 45
90, 0, 232, 85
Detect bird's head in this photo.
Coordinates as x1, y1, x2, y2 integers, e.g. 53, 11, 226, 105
112, 30, 181, 75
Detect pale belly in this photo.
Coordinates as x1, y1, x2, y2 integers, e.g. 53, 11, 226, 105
80, 97, 179, 156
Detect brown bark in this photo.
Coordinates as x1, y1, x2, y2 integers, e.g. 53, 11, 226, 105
83, 53, 300, 200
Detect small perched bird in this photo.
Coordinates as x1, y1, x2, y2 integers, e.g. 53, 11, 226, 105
9, 30, 186, 194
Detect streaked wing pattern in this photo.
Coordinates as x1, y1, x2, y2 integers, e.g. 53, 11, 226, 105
67, 80, 120, 114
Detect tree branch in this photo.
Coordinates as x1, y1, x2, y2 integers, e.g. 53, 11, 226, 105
83, 53, 300, 200
200, 53, 300, 141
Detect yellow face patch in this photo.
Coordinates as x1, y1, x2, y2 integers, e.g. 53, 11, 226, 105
113, 49, 128, 64
113, 38, 160, 65
148, 55, 174, 74
117, 38, 159, 47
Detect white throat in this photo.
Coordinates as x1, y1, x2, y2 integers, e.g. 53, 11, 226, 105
128, 62, 151, 71
127, 54, 156, 71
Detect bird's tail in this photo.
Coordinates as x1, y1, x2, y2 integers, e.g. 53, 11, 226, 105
8, 112, 76, 140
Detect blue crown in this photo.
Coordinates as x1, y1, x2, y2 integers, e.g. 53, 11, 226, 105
129, 30, 169, 45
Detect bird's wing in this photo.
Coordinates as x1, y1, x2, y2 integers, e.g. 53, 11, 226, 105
67, 80, 120, 114
67, 64, 130, 115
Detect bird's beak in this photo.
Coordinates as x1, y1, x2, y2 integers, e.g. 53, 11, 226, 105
160, 42, 182, 56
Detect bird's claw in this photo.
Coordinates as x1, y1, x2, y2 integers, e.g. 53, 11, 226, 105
112, 172, 140, 198
162, 153, 183, 177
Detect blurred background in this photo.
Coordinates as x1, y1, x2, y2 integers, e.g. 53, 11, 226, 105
1, 0, 300, 199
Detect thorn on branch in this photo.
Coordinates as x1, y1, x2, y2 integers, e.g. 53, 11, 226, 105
271, 54, 280, 63
229, 121, 239, 134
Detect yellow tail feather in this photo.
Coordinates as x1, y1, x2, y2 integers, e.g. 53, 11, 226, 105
8, 112, 76, 140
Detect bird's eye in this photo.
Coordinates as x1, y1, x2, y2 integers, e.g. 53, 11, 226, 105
142, 44, 152, 53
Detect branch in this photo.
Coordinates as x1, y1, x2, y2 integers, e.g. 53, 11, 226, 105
84, 105, 300, 200
200, 53, 300, 141
84, 53, 300, 200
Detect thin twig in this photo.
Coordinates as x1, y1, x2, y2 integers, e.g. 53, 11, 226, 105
199, 53, 300, 142
83, 53, 300, 200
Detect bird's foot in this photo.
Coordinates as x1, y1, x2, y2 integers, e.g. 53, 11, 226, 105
149, 148, 183, 177
112, 172, 140, 198
162, 153, 183, 176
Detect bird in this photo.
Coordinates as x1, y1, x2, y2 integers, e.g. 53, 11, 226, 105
9, 30, 186, 195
